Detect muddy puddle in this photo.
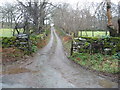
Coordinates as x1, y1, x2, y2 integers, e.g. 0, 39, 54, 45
1, 67, 39, 75
98, 79, 117, 88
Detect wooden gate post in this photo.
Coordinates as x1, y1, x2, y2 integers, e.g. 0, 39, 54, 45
70, 32, 74, 56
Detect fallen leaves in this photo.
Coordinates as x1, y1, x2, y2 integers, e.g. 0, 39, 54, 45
63, 36, 72, 42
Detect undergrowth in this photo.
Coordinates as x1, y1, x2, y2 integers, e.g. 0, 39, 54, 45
69, 52, 120, 74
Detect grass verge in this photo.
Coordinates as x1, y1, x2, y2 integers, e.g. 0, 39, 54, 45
56, 28, 72, 56
56, 28, 119, 82
69, 52, 120, 74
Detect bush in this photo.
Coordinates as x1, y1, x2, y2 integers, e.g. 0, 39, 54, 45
31, 45, 38, 53
2, 37, 16, 48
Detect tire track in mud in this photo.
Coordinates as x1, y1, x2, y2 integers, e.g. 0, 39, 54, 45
48, 28, 118, 88
1, 27, 118, 88
2, 28, 75, 88
2, 28, 57, 88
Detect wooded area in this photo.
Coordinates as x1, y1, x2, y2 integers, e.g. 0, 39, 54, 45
52, 0, 119, 37
0, 0, 55, 35
0, 0, 119, 37
1, 0, 120, 88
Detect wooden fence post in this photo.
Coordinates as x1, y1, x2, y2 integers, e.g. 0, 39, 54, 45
70, 40, 73, 56
70, 32, 74, 56
81, 30, 82, 36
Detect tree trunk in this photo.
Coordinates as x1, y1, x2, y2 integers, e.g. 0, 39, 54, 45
85, 30, 88, 36
106, 0, 112, 26
81, 30, 82, 36
74, 31, 78, 37
2, 17, 4, 28
118, 19, 120, 36
10, 14, 13, 28
92, 30, 94, 37
107, 25, 116, 36
106, 0, 117, 37
105, 30, 108, 35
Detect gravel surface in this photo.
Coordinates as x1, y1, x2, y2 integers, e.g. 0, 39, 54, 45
1, 27, 118, 88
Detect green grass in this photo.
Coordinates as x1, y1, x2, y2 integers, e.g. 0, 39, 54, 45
69, 53, 120, 74
0, 28, 24, 37
0, 28, 13, 37
78, 31, 110, 37
63, 38, 72, 57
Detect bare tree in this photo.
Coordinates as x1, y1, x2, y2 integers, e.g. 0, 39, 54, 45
52, 1, 119, 37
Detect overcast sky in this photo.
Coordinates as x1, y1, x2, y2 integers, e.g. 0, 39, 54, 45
50, 0, 119, 4
0, 0, 119, 6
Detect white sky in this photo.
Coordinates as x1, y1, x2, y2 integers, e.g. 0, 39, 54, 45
50, 0, 119, 4
0, 0, 119, 5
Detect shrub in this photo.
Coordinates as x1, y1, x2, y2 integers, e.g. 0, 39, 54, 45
2, 37, 16, 48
